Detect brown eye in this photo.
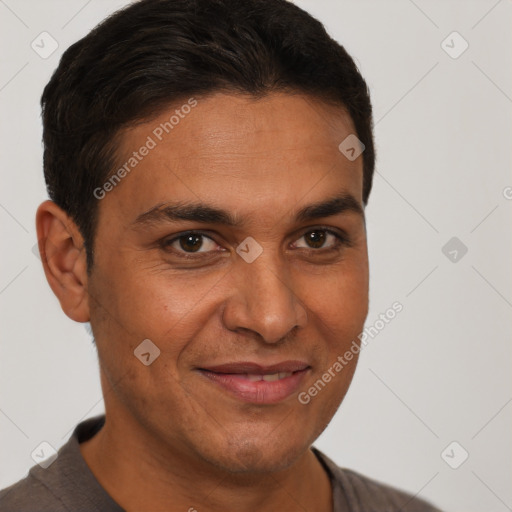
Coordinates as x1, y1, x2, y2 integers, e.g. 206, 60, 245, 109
179, 234, 203, 252
161, 231, 220, 256
293, 228, 350, 252
304, 230, 327, 249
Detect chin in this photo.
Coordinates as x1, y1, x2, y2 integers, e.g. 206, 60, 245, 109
199, 436, 309, 475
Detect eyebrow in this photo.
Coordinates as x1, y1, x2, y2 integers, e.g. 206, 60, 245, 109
132, 193, 364, 228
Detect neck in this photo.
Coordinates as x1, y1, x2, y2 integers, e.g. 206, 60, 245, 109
79, 412, 333, 512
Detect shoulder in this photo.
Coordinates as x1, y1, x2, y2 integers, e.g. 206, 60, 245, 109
0, 415, 121, 512
338, 467, 442, 512
312, 447, 443, 512
0, 470, 67, 512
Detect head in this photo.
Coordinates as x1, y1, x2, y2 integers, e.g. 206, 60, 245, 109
37, 0, 375, 474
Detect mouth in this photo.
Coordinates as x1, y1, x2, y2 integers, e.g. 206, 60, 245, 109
196, 361, 311, 404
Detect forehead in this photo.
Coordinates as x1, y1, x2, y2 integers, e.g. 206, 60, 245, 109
104, 92, 363, 225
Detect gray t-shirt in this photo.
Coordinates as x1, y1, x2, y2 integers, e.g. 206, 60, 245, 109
0, 415, 441, 511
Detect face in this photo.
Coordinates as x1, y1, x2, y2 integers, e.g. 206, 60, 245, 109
87, 91, 369, 473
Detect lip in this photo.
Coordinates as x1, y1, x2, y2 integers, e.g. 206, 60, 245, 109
197, 360, 311, 404
201, 360, 309, 374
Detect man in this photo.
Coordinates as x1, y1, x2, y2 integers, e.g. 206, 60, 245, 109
0, 0, 441, 510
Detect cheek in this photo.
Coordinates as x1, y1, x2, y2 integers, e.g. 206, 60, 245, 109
91, 258, 222, 341
302, 261, 369, 342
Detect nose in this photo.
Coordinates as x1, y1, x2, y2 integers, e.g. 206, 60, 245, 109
222, 255, 308, 344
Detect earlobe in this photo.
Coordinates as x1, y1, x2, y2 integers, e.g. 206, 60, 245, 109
35, 200, 91, 323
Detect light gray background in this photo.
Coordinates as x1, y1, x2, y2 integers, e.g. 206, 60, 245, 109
1, 1, 511, 511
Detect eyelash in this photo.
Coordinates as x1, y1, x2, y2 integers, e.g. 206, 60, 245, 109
159, 228, 352, 260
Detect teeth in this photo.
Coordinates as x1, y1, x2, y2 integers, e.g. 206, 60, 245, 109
244, 372, 293, 382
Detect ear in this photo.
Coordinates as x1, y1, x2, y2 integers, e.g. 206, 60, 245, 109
35, 200, 90, 322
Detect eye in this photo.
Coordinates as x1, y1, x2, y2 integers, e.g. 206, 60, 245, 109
293, 229, 349, 251
161, 232, 221, 255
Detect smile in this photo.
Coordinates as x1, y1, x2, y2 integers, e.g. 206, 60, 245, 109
197, 361, 310, 404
